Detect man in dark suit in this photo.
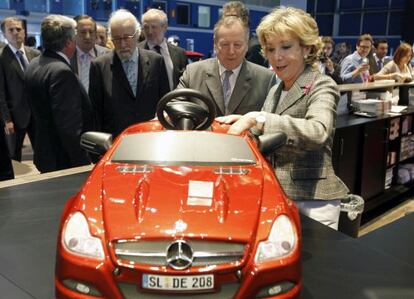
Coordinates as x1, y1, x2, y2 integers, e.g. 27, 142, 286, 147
25, 15, 94, 173
0, 17, 40, 161
71, 15, 109, 92
89, 9, 170, 137
138, 8, 187, 90
177, 17, 276, 116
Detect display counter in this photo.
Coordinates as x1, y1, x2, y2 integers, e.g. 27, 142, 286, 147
0, 172, 413, 298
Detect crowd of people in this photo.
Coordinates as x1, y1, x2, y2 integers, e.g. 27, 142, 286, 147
0, 1, 413, 229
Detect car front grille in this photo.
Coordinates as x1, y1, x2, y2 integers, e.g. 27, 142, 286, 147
113, 240, 246, 268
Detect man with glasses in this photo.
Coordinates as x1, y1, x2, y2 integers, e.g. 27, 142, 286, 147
70, 15, 109, 92
139, 8, 187, 90
340, 34, 373, 83
0, 17, 40, 161
89, 9, 169, 137
177, 16, 275, 116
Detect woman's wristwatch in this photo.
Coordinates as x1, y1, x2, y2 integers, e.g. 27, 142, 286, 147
255, 113, 266, 131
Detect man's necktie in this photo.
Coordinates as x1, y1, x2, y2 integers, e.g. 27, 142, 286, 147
153, 45, 161, 54
222, 70, 233, 111
16, 50, 28, 71
80, 53, 91, 91
123, 60, 137, 96
377, 60, 383, 71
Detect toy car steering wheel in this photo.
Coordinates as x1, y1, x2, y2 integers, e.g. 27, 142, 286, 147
156, 88, 217, 130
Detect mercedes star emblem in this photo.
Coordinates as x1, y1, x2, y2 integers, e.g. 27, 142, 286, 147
166, 240, 194, 270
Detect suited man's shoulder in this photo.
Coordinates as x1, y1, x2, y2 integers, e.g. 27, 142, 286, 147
184, 58, 216, 71
167, 43, 186, 55
24, 46, 41, 57
138, 47, 164, 61
93, 50, 115, 65
94, 44, 111, 56
137, 40, 148, 49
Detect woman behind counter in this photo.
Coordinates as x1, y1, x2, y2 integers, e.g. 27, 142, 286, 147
373, 42, 413, 83
218, 6, 349, 229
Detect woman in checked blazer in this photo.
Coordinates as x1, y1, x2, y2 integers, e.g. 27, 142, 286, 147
218, 6, 349, 229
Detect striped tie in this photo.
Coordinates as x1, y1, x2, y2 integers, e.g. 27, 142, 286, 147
222, 70, 233, 112
16, 50, 28, 71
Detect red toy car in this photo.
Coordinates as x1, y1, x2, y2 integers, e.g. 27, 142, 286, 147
55, 89, 302, 298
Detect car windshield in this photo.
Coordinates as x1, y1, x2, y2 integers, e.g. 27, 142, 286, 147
111, 131, 256, 166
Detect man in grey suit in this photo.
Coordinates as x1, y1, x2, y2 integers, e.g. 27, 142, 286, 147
138, 8, 187, 90
0, 17, 40, 161
369, 39, 391, 75
177, 16, 276, 116
71, 15, 109, 92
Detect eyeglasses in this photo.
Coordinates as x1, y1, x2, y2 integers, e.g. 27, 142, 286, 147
358, 45, 371, 49
111, 31, 138, 43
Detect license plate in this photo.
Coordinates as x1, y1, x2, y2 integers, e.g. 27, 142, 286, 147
142, 274, 214, 291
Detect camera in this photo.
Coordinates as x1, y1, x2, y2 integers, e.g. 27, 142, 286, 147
319, 53, 328, 63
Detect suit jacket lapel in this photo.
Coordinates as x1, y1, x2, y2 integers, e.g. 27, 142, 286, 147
205, 59, 225, 115
111, 52, 135, 98
5, 46, 24, 80
227, 61, 251, 114
276, 67, 315, 114
136, 48, 150, 101
70, 49, 78, 74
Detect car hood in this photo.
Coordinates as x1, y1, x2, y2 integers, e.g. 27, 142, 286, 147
101, 163, 264, 243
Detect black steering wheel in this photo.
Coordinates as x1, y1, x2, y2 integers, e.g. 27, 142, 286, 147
156, 88, 216, 130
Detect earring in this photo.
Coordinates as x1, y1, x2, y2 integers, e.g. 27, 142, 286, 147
304, 54, 308, 59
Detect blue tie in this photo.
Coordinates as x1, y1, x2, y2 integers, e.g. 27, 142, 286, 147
222, 70, 233, 111
123, 60, 137, 96
16, 50, 27, 71
377, 60, 383, 70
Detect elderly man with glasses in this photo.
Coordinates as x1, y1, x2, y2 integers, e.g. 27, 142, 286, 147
177, 16, 276, 116
89, 9, 170, 137
340, 34, 373, 83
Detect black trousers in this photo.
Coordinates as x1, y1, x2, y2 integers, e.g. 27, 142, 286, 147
0, 127, 14, 181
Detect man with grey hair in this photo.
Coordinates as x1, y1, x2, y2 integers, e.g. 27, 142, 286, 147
178, 16, 276, 116
89, 9, 169, 137
25, 14, 94, 173
138, 8, 187, 89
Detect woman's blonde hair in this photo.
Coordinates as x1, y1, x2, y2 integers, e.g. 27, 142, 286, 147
256, 6, 322, 66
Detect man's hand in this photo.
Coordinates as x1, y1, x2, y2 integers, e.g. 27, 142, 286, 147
4, 121, 14, 135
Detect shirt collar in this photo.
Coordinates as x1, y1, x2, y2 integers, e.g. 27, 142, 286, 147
8, 43, 25, 55
148, 38, 167, 51
76, 46, 96, 59
218, 60, 243, 78
56, 51, 71, 64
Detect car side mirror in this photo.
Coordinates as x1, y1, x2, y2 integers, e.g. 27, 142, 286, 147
258, 132, 287, 155
80, 132, 112, 155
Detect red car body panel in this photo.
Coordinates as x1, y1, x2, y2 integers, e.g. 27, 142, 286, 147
55, 121, 302, 299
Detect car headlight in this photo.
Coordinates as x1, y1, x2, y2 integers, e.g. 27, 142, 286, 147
63, 212, 104, 260
254, 214, 297, 264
